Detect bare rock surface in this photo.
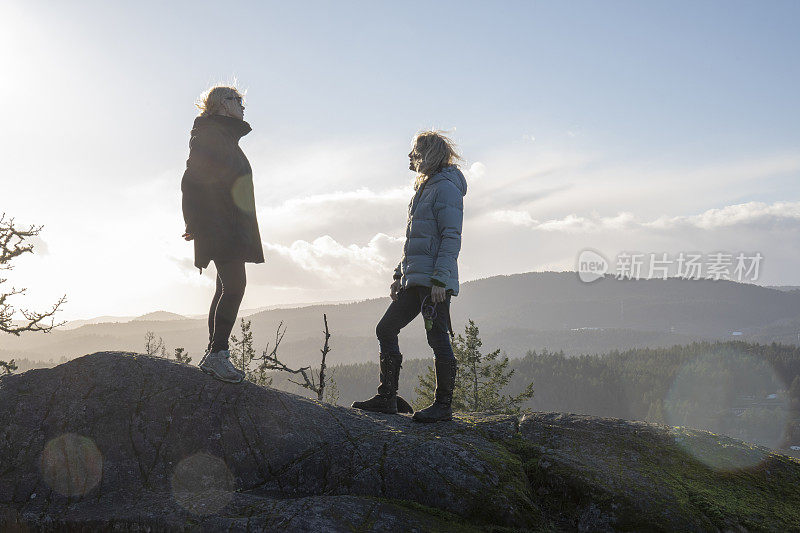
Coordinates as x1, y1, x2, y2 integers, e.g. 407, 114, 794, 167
0, 352, 798, 532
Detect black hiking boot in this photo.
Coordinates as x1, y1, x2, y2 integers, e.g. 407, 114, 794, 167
412, 358, 457, 423
352, 353, 402, 414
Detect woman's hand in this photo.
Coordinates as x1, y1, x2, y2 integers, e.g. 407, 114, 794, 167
431, 285, 446, 304
390, 279, 401, 301
182, 232, 194, 241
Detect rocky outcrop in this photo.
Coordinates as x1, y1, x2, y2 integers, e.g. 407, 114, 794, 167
0, 352, 798, 532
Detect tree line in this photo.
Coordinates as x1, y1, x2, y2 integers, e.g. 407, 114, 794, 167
315, 339, 799, 450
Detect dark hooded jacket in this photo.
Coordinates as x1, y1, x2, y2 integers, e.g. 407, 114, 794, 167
181, 114, 265, 272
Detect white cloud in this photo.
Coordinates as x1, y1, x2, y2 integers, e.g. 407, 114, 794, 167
246, 137, 409, 203
492, 209, 539, 227
491, 201, 800, 233
647, 201, 800, 230
256, 187, 411, 244
466, 161, 487, 181
474, 149, 800, 223
249, 233, 403, 289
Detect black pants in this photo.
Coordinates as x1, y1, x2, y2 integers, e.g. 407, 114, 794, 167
207, 260, 246, 353
376, 285, 455, 360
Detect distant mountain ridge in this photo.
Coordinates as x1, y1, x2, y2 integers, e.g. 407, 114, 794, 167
131, 311, 186, 322
764, 285, 800, 293
4, 271, 800, 366
50, 300, 361, 330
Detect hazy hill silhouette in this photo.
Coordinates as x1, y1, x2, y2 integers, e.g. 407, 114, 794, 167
132, 311, 187, 322
3, 271, 800, 367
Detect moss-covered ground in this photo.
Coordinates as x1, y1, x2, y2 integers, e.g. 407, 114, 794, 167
498, 416, 800, 532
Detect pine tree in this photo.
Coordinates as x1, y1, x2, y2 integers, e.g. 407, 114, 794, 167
645, 399, 666, 424
790, 376, 800, 410
229, 318, 273, 387
414, 319, 534, 414
230, 318, 256, 377
324, 368, 340, 405
173, 347, 192, 364
414, 366, 437, 409
0, 359, 17, 376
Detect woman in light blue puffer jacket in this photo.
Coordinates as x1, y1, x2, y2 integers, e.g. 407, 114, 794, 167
352, 131, 467, 423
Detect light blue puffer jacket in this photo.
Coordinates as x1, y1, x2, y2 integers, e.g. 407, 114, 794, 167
394, 165, 468, 296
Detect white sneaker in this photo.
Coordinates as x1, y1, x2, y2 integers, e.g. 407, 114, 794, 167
199, 350, 245, 383
198, 348, 212, 367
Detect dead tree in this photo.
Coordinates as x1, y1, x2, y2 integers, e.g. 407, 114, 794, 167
0, 214, 66, 376
317, 314, 331, 401
0, 214, 66, 336
257, 314, 334, 402
144, 331, 166, 357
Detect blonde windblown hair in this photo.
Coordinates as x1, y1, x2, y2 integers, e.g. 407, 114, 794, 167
411, 130, 462, 189
196, 85, 245, 117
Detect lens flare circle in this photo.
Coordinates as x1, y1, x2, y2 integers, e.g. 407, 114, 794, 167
39, 433, 103, 497
171, 452, 235, 515
231, 175, 256, 214
664, 350, 789, 470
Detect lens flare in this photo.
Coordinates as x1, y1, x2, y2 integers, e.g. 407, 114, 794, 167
664, 350, 789, 469
231, 175, 256, 214
171, 453, 235, 515
39, 433, 103, 497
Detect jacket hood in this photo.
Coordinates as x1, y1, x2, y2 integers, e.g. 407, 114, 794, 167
191, 115, 252, 140
427, 165, 468, 197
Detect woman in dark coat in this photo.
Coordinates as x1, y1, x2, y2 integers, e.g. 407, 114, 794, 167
180, 85, 264, 383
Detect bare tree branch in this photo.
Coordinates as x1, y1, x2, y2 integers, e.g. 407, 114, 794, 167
0, 214, 41, 267
256, 321, 315, 387
257, 315, 333, 401
317, 313, 331, 401
0, 292, 67, 336
144, 331, 166, 356
0, 214, 67, 335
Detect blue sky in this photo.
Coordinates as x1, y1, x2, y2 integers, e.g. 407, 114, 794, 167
2, 1, 799, 320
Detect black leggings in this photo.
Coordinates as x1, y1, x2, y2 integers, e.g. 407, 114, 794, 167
376, 285, 455, 360
207, 260, 247, 353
